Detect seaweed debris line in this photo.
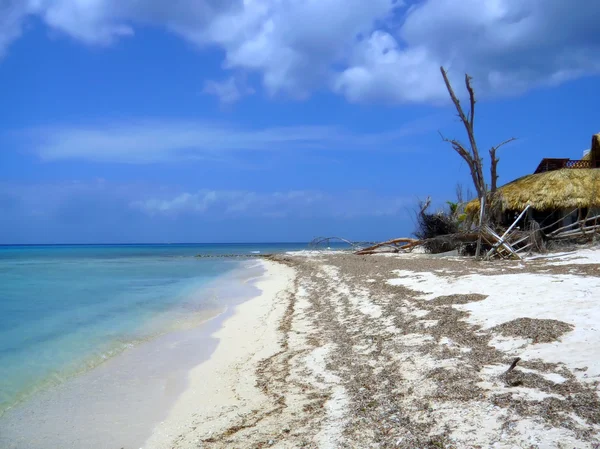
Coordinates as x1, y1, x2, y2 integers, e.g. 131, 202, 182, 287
145, 249, 600, 448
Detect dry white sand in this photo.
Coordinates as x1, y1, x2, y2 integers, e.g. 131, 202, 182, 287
145, 249, 600, 448
388, 267, 600, 382
144, 259, 296, 449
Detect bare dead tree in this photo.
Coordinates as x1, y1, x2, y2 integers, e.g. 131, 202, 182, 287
439, 69, 486, 200
440, 67, 516, 197
439, 66, 516, 256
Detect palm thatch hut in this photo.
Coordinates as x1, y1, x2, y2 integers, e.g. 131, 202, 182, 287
466, 133, 600, 231
466, 168, 600, 232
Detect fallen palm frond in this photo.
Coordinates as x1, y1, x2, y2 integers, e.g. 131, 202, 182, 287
354, 232, 483, 256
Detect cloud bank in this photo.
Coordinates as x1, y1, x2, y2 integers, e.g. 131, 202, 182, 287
132, 189, 408, 218
19, 118, 431, 163
2, 0, 599, 103
0, 181, 411, 242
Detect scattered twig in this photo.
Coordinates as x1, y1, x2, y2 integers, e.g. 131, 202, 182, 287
505, 357, 521, 375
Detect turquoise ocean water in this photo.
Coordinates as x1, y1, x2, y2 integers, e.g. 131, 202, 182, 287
0, 243, 308, 415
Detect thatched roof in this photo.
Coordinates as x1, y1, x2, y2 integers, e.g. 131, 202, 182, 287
465, 168, 600, 215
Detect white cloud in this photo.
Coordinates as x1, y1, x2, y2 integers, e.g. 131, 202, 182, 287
0, 182, 408, 221
131, 189, 409, 218
18, 118, 431, 163
334, 31, 446, 103
201, 0, 397, 98
2, 0, 599, 102
393, 0, 600, 96
0, 1, 30, 57
39, 0, 133, 44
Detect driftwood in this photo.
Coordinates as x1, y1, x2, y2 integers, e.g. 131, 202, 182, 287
309, 237, 372, 250
355, 238, 421, 255
354, 232, 483, 256
349, 209, 599, 259
335, 206, 599, 259
313, 206, 598, 260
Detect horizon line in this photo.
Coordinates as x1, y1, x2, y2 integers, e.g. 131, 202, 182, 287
0, 242, 319, 246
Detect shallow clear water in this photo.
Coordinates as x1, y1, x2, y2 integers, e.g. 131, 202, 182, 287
0, 243, 309, 414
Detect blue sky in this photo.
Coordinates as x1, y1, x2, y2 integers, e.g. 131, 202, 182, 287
1, 0, 599, 243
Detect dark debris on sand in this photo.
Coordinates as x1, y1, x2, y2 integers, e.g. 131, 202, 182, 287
491, 317, 574, 344
198, 252, 600, 448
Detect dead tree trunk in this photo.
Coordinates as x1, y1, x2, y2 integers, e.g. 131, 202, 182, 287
439, 68, 486, 200
490, 138, 516, 193
439, 67, 516, 257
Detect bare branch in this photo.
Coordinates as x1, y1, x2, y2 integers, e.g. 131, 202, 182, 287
440, 67, 470, 131
439, 67, 485, 199
463, 74, 483, 187
465, 74, 476, 129
309, 237, 368, 250
438, 132, 473, 162
355, 238, 421, 255
439, 131, 482, 198
491, 137, 517, 153
490, 137, 516, 193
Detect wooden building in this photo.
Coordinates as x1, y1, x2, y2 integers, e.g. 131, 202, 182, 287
466, 134, 600, 231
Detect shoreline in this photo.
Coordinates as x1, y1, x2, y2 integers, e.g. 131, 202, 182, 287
149, 249, 600, 448
3, 248, 599, 448
0, 250, 253, 419
143, 258, 296, 448
0, 258, 284, 449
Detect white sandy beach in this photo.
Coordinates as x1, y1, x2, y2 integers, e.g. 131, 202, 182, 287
5, 250, 598, 448
139, 248, 600, 448
144, 259, 297, 449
